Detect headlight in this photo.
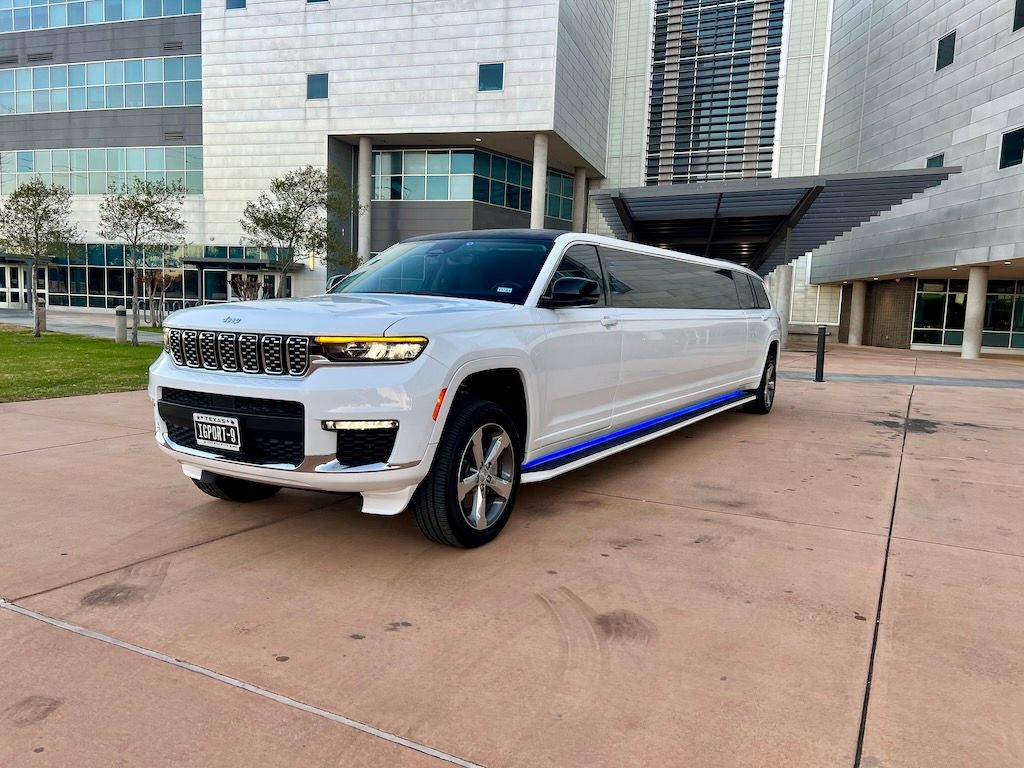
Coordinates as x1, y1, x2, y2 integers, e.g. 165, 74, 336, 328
163, 327, 171, 352
314, 336, 428, 362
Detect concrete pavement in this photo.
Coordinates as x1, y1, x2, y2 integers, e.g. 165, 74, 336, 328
1, 345, 1022, 767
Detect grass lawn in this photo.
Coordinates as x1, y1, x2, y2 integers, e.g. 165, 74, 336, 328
0, 324, 161, 402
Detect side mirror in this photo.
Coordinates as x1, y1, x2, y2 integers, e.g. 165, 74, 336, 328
538, 277, 601, 308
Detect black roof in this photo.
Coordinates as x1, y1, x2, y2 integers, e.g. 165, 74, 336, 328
405, 229, 566, 242
594, 168, 960, 275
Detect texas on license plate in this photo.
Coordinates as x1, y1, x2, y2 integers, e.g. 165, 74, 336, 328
193, 412, 241, 452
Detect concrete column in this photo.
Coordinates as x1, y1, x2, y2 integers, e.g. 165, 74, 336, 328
357, 136, 372, 262
571, 167, 587, 232
961, 265, 989, 359
530, 133, 549, 229
848, 281, 867, 346
774, 263, 794, 351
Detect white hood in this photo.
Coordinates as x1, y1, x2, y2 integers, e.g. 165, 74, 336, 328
164, 293, 514, 337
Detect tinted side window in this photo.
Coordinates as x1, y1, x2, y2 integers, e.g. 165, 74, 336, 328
601, 247, 741, 309
750, 276, 771, 309
545, 244, 606, 306
735, 272, 757, 309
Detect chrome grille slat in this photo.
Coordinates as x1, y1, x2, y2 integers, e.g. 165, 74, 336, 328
286, 336, 310, 375
167, 329, 311, 376
239, 334, 260, 374
217, 333, 238, 371
261, 335, 284, 375
167, 329, 185, 366
182, 330, 200, 367
199, 331, 218, 369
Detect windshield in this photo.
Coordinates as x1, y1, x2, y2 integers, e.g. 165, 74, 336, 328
330, 236, 555, 305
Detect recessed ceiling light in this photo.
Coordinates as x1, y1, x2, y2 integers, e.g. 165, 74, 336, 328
873, 277, 879, 280
474, 137, 482, 142
842, 281, 848, 284
1004, 261, 1012, 265
951, 267, 958, 271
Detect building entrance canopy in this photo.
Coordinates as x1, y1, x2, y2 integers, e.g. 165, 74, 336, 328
594, 168, 959, 275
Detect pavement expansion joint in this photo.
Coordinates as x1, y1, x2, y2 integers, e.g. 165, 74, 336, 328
853, 385, 914, 767
0, 598, 484, 768
0, 431, 154, 458
780, 370, 1024, 389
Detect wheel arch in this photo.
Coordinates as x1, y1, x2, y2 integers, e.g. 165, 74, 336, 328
431, 359, 533, 452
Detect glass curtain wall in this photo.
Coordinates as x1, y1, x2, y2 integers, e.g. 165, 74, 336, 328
371, 148, 575, 221
0, 0, 200, 34
913, 278, 1024, 350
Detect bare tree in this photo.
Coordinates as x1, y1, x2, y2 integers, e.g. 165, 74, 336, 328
229, 273, 266, 301
0, 179, 79, 337
239, 165, 360, 297
98, 179, 186, 346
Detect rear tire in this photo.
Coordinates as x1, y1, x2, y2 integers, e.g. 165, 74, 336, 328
191, 472, 281, 502
411, 399, 521, 548
744, 353, 777, 414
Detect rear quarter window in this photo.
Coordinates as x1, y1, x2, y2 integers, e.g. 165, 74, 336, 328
600, 247, 742, 310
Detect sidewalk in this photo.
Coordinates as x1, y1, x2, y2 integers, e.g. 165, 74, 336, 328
0, 308, 163, 344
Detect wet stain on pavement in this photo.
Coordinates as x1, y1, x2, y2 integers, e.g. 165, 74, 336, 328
593, 610, 658, 645
4, 696, 62, 727
349, 634, 365, 640
274, 655, 289, 662
385, 621, 413, 632
80, 583, 145, 607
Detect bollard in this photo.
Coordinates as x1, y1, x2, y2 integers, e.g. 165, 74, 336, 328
115, 305, 127, 344
814, 324, 826, 382
36, 296, 46, 335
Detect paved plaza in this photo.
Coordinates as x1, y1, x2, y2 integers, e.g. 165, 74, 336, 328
1, 346, 1022, 767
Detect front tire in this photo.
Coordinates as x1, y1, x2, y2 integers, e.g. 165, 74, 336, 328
411, 399, 521, 547
744, 352, 777, 414
191, 472, 281, 502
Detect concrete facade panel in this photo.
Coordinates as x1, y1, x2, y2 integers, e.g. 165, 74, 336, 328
812, 0, 1024, 283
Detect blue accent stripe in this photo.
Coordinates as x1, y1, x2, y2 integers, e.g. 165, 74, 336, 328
522, 390, 746, 471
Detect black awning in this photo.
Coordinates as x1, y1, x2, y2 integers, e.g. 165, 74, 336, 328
594, 168, 959, 275
182, 258, 273, 268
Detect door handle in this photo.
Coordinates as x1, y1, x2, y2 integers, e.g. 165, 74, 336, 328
600, 316, 619, 328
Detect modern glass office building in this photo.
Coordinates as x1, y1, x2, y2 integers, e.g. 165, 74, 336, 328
811, 0, 1024, 356
1, 1, 612, 310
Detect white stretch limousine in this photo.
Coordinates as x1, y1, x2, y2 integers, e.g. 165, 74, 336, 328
150, 231, 781, 547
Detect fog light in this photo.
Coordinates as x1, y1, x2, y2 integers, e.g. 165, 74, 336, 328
322, 420, 399, 431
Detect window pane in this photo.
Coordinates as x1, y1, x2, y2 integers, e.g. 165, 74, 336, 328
402, 175, 425, 200
451, 151, 474, 174
478, 62, 503, 92
984, 295, 1013, 331
306, 73, 328, 99
426, 151, 449, 174
425, 175, 448, 200
450, 175, 473, 200
936, 31, 955, 70
915, 293, 945, 328
945, 291, 967, 329
404, 151, 426, 174
601, 247, 741, 309
1000, 127, 1024, 169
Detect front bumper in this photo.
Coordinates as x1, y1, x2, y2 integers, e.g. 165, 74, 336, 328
148, 352, 447, 496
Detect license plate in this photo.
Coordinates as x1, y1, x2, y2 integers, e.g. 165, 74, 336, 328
193, 412, 241, 452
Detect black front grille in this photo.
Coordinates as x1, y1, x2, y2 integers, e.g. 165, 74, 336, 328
166, 424, 304, 466
164, 328, 311, 376
159, 388, 305, 467
336, 427, 398, 467
162, 388, 304, 418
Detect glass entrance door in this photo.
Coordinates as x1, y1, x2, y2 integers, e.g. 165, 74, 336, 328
202, 269, 228, 303
0, 264, 29, 309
